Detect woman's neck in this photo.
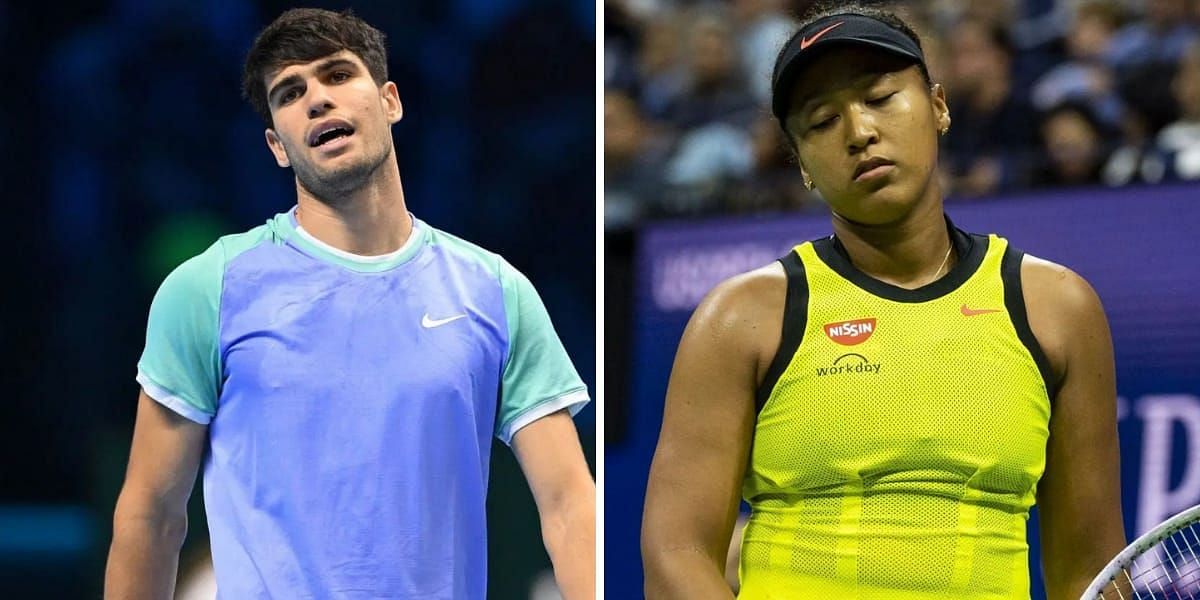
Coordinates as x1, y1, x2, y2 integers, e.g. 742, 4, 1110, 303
830, 197, 955, 289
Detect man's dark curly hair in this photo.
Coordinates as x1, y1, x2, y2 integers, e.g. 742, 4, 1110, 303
242, 8, 388, 127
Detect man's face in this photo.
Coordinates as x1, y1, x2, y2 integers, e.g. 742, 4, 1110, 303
262, 50, 402, 202
784, 46, 949, 225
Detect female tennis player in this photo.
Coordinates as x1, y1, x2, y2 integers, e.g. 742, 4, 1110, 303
641, 4, 1126, 599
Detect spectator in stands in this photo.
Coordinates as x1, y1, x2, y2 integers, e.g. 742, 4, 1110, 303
605, 0, 642, 94
606, 90, 671, 228
636, 16, 689, 121
963, 0, 1017, 31
732, 0, 795, 104
603, 0, 1199, 225
943, 18, 1038, 196
1032, 1, 1126, 130
1154, 41, 1200, 180
1107, 0, 1199, 131
663, 121, 752, 191
1107, 0, 1197, 69
723, 115, 816, 215
663, 8, 758, 130
1034, 101, 1114, 187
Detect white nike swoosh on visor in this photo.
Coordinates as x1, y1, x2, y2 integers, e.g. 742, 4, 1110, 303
421, 313, 467, 328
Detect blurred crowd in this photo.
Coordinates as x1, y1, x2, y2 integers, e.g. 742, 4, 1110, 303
604, 0, 1200, 229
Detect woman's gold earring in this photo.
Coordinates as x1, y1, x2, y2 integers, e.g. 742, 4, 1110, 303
939, 125, 949, 136
803, 174, 814, 190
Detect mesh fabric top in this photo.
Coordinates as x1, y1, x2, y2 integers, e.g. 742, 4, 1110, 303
740, 230, 1052, 599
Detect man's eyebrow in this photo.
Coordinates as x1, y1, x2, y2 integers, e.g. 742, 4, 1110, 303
267, 57, 359, 105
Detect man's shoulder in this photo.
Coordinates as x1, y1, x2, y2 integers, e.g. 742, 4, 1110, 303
420, 220, 517, 280
157, 220, 280, 296
216, 217, 288, 265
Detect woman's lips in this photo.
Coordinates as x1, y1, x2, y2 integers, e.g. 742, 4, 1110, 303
854, 163, 895, 182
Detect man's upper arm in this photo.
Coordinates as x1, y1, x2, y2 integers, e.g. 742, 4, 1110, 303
1023, 256, 1125, 598
494, 259, 589, 444
118, 242, 224, 520
119, 390, 209, 514
137, 242, 225, 424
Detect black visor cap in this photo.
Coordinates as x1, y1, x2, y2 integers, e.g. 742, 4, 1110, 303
771, 13, 927, 123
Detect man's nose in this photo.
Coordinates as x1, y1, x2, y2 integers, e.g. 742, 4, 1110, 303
306, 83, 335, 118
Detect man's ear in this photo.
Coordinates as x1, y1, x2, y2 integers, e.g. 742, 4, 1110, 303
381, 81, 403, 124
265, 128, 290, 168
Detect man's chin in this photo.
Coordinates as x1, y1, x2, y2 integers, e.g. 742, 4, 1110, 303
298, 161, 375, 194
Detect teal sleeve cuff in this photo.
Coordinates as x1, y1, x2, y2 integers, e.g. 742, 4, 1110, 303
494, 259, 588, 442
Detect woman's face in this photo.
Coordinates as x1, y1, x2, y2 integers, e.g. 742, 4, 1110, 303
784, 46, 949, 225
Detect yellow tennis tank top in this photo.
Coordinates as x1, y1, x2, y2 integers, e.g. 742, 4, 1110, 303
739, 225, 1055, 600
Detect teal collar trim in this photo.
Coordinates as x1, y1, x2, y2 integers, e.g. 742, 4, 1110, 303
272, 207, 428, 273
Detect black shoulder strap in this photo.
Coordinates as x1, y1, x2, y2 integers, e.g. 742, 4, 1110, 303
1000, 244, 1059, 401
755, 250, 809, 413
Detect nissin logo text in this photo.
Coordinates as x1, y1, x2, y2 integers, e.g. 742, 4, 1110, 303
824, 318, 877, 345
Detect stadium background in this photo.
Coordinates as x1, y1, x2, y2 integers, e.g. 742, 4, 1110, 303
605, 0, 1200, 598
0, 0, 594, 597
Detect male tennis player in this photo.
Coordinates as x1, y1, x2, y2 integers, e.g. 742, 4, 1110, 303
643, 3, 1123, 599
104, 9, 594, 599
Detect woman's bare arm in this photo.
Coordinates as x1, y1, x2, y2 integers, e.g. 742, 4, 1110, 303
642, 265, 785, 599
1024, 257, 1126, 600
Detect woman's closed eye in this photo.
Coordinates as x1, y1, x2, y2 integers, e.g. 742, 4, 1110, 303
867, 91, 898, 106
810, 116, 836, 132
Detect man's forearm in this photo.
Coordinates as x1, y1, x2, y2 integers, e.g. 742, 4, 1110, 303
540, 482, 595, 600
105, 507, 187, 599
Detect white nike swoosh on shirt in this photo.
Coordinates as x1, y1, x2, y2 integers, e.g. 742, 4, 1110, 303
421, 313, 467, 328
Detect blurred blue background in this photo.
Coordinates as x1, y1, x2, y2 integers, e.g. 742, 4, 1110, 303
0, 1, 594, 597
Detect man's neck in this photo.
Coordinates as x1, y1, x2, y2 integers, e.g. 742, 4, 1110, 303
294, 158, 413, 257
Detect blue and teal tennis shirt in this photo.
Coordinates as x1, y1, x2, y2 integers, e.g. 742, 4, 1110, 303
136, 208, 589, 598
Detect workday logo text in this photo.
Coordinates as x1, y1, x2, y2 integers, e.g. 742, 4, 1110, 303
816, 353, 883, 376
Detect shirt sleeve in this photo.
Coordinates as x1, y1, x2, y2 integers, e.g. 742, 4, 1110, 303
135, 241, 225, 424
494, 260, 590, 445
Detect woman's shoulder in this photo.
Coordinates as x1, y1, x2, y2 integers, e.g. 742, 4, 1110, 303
1019, 254, 1104, 316
1019, 253, 1109, 382
685, 261, 790, 373
696, 262, 788, 326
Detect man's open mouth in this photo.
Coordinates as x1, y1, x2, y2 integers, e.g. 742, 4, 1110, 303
308, 121, 356, 147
